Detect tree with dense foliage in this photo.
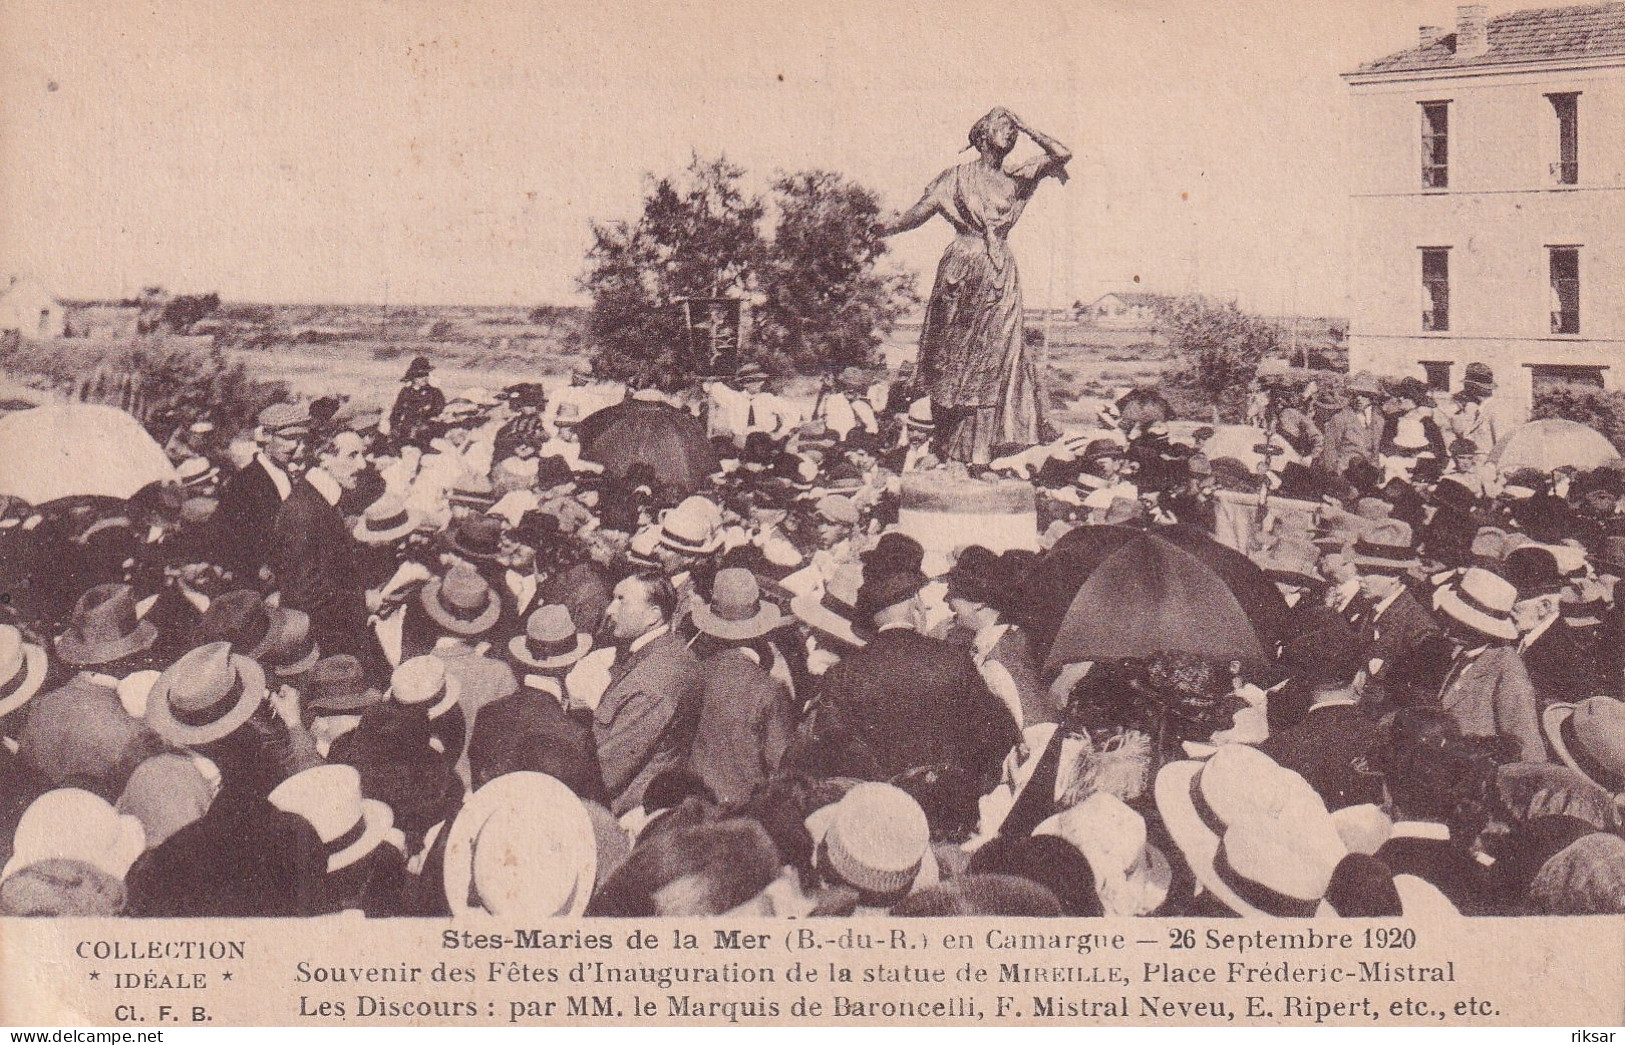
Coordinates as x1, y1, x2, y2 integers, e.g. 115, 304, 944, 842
1159, 295, 1279, 422
754, 170, 916, 374
579, 154, 765, 390
161, 292, 221, 333
579, 155, 914, 389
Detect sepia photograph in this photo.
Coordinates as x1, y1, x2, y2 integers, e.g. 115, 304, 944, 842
0, 0, 1622, 1031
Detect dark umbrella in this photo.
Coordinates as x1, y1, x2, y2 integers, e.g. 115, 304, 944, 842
1015, 523, 1287, 663
578, 399, 720, 495
1043, 533, 1269, 673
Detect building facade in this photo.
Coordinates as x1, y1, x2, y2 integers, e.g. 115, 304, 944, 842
0, 277, 65, 339
1344, 2, 1625, 426
1081, 292, 1169, 330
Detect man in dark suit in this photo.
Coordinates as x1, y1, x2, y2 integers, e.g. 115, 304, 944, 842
1315, 372, 1386, 477
1507, 546, 1607, 709
594, 573, 703, 816
1349, 528, 1440, 711
210, 403, 306, 584
268, 430, 373, 666
806, 569, 1018, 788
1258, 620, 1384, 810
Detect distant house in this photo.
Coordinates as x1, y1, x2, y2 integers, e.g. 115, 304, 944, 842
63, 302, 143, 339
1343, 1, 1625, 424
1080, 292, 1170, 329
0, 278, 65, 339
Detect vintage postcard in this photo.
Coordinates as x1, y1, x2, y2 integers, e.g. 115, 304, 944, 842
0, 0, 1623, 1031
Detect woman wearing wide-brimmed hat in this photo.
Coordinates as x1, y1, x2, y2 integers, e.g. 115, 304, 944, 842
686, 569, 797, 806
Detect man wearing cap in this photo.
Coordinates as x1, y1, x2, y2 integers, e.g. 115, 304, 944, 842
1432, 568, 1545, 762
595, 572, 704, 816
1316, 373, 1386, 477
389, 356, 445, 452
268, 430, 375, 666
806, 564, 1017, 786
210, 402, 307, 582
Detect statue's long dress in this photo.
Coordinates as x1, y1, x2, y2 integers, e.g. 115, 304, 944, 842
917, 157, 1049, 464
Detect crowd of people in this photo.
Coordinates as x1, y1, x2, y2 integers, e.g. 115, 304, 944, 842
0, 352, 1622, 920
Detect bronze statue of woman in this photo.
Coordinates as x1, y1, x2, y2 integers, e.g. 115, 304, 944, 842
877, 107, 1071, 466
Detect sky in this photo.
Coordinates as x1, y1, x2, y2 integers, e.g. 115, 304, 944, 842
0, 0, 1452, 314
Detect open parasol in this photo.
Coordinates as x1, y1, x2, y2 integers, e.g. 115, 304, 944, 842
1043, 532, 1270, 673
1490, 419, 1620, 474
0, 403, 177, 504
1015, 523, 1288, 665
578, 399, 720, 495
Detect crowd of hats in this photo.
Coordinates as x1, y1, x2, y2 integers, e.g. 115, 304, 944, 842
0, 359, 1623, 921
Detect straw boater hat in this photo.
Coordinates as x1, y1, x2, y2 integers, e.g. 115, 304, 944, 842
0, 624, 48, 718
692, 568, 784, 641
904, 398, 934, 433
353, 494, 419, 544
736, 361, 768, 387
657, 496, 723, 556
509, 605, 593, 671
421, 563, 501, 636
144, 642, 268, 747
1432, 567, 1519, 641
442, 772, 597, 918
1154, 744, 1345, 918
54, 584, 158, 667
175, 457, 218, 488
390, 656, 462, 720
267, 764, 394, 873
1034, 791, 1172, 916
1542, 697, 1625, 794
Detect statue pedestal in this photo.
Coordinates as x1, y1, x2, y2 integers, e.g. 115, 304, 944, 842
898, 472, 1038, 555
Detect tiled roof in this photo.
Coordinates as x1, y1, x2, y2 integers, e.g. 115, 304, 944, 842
1352, 2, 1625, 74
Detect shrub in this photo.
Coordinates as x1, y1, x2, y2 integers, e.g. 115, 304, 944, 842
1532, 382, 1625, 453
0, 336, 288, 446
1158, 295, 1279, 423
